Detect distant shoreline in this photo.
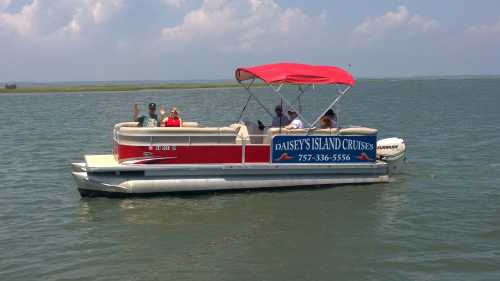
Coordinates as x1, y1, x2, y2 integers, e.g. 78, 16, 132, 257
1, 76, 500, 94
0, 82, 259, 94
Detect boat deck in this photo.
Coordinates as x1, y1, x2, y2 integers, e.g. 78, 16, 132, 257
79, 154, 389, 176
85, 154, 119, 168
73, 154, 391, 196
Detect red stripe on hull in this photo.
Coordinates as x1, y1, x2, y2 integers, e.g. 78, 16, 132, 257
116, 144, 270, 164
245, 145, 270, 162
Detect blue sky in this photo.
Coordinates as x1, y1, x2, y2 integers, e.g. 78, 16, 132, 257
1, 0, 499, 82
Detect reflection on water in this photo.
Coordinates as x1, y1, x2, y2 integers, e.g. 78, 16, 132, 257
75, 186, 395, 280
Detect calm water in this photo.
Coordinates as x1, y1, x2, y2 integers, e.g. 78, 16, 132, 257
1, 79, 499, 280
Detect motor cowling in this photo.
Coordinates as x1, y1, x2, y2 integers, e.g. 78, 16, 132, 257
377, 137, 406, 160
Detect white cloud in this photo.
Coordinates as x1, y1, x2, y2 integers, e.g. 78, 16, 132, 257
409, 14, 439, 32
0, 0, 11, 11
63, 16, 81, 34
161, 0, 234, 41
90, 0, 123, 24
352, 6, 439, 42
1, 0, 316, 50
161, 0, 314, 52
466, 21, 500, 36
0, 0, 39, 35
62, 0, 124, 34
6, 1, 497, 81
164, 0, 185, 8
0, 0, 125, 36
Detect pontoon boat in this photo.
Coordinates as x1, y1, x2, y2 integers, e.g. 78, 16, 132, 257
72, 63, 406, 197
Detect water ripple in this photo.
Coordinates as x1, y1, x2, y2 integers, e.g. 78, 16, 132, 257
1, 80, 500, 280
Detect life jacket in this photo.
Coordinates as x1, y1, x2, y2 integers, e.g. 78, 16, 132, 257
165, 117, 181, 127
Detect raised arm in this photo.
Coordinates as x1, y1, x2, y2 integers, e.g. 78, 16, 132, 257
159, 105, 167, 126
133, 103, 140, 122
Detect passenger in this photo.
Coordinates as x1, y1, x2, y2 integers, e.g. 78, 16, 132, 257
324, 109, 338, 128
285, 109, 304, 129
257, 105, 290, 130
319, 116, 333, 129
164, 107, 183, 127
133, 103, 159, 127
272, 105, 290, 127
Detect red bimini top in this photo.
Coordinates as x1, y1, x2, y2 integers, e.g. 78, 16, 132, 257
235, 63, 355, 86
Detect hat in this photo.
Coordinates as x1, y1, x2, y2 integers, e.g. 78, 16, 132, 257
148, 103, 156, 109
275, 105, 283, 111
287, 109, 297, 114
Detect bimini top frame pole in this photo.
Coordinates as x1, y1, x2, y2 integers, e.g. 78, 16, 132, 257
269, 83, 314, 128
235, 62, 356, 127
270, 83, 352, 128
237, 80, 352, 129
310, 85, 351, 128
237, 78, 274, 122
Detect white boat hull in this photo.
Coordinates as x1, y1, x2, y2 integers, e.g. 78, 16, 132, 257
72, 160, 391, 197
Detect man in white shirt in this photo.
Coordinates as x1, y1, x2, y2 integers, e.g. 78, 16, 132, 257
285, 109, 304, 129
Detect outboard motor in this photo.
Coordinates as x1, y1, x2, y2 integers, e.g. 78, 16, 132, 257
377, 138, 406, 173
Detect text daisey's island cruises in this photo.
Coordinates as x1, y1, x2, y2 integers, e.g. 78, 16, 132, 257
273, 136, 375, 152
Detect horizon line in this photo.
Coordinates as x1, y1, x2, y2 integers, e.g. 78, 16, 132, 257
2, 74, 500, 85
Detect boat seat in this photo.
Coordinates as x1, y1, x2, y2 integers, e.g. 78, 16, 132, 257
182, 121, 200, 127
114, 122, 138, 130
117, 126, 237, 144
231, 123, 251, 144
263, 127, 339, 144
245, 122, 265, 144
339, 127, 378, 135
114, 121, 200, 129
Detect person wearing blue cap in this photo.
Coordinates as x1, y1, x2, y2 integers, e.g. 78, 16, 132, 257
133, 103, 160, 127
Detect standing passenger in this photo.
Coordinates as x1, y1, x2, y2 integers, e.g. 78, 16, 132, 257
257, 105, 290, 130
271, 105, 290, 127
133, 103, 160, 127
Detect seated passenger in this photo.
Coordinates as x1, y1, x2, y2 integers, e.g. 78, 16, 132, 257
133, 103, 159, 127
319, 116, 333, 129
257, 105, 290, 130
324, 109, 338, 128
285, 109, 304, 129
163, 107, 183, 127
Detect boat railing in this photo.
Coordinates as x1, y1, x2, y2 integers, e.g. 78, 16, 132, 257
114, 121, 200, 129
113, 122, 377, 146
